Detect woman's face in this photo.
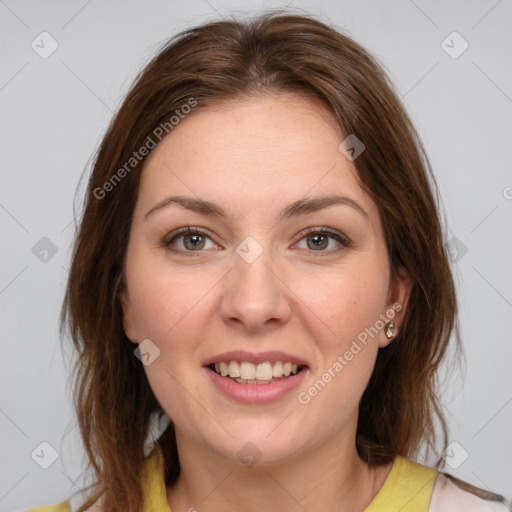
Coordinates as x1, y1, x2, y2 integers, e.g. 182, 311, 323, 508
120, 93, 411, 466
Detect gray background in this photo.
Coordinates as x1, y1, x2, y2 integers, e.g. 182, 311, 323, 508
1, 0, 511, 510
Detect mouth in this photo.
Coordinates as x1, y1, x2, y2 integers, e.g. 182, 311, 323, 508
207, 360, 307, 385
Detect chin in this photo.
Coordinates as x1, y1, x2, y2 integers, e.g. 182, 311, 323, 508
216, 430, 305, 468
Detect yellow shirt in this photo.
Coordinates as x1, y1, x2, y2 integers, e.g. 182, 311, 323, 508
20, 450, 459, 512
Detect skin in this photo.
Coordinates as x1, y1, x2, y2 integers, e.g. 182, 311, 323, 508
120, 92, 412, 512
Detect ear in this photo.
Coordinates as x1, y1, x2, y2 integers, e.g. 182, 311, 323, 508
378, 265, 413, 348
119, 286, 138, 344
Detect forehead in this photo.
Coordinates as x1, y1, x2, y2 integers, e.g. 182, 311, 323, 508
146, 92, 342, 163
136, 93, 379, 225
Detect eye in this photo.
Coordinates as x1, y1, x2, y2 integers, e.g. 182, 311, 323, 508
164, 227, 217, 254
295, 227, 351, 253
164, 226, 351, 256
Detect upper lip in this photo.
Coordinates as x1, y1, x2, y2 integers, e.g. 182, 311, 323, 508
203, 350, 309, 367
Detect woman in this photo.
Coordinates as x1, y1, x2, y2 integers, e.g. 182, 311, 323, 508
26, 10, 508, 512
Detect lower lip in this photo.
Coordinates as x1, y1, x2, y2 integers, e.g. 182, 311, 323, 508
205, 367, 308, 403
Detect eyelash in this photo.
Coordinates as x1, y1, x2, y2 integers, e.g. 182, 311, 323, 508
163, 226, 351, 256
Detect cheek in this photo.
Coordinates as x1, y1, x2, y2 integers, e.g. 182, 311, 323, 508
126, 256, 214, 342
295, 271, 383, 414
128, 268, 205, 423
292, 264, 389, 346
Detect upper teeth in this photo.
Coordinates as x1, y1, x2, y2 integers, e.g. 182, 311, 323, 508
213, 361, 300, 380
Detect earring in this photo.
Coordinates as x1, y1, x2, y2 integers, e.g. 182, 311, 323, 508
385, 320, 396, 339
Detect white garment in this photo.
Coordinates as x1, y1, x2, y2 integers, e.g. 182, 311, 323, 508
429, 474, 510, 512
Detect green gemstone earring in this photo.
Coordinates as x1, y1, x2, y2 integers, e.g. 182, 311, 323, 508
385, 320, 396, 339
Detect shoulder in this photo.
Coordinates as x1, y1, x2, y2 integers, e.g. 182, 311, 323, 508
25, 502, 71, 512
429, 473, 509, 512
24, 495, 102, 512
24, 448, 164, 512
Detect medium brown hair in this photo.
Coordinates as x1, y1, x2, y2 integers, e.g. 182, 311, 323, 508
62, 9, 461, 512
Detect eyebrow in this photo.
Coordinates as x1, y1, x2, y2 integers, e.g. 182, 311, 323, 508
144, 194, 369, 221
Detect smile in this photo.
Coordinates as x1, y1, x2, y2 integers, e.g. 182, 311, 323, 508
209, 360, 304, 384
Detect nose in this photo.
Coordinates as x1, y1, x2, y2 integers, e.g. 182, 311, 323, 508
220, 239, 292, 333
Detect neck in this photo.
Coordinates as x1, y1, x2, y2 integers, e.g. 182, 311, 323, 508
166, 429, 392, 512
